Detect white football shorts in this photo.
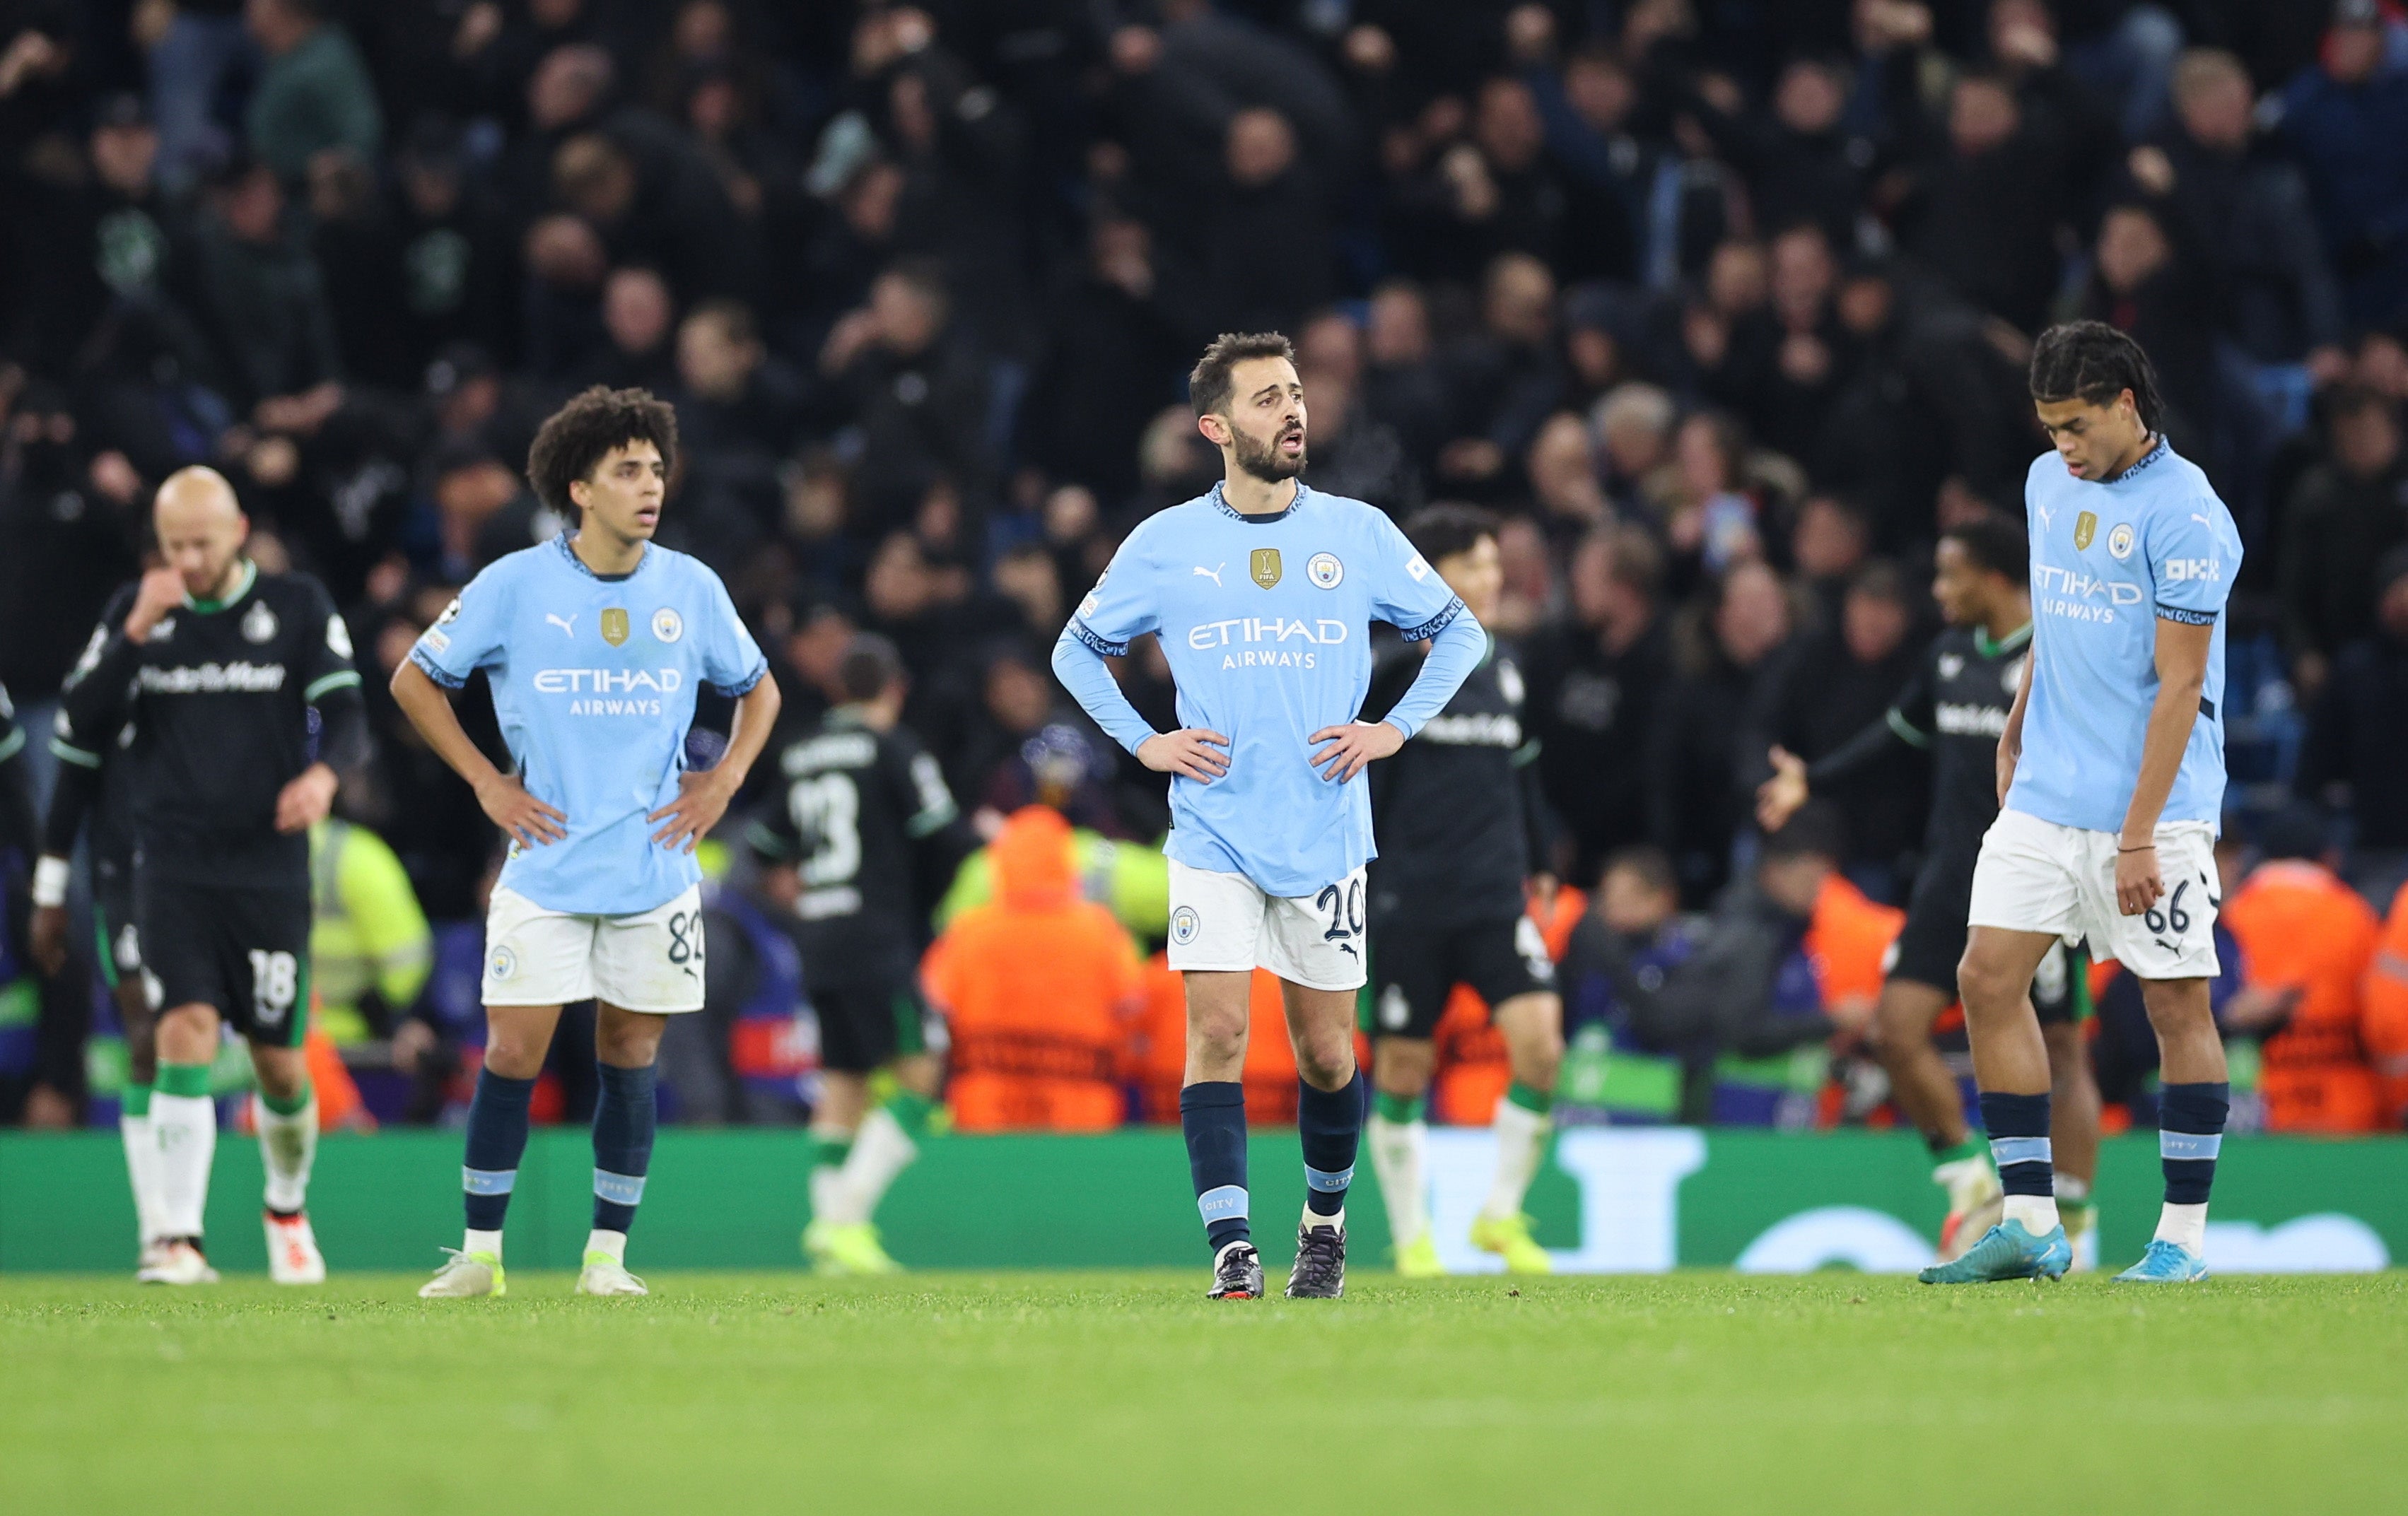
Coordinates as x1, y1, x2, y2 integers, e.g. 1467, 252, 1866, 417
481, 883, 708, 1012
1967, 809, 2221, 980
1165, 859, 1369, 992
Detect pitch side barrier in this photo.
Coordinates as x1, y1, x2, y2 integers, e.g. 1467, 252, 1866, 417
0, 1129, 2397, 1273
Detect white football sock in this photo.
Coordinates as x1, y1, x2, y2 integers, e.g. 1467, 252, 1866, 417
1481, 1097, 1552, 1223
835, 1107, 919, 1223
257, 1093, 317, 1214
1301, 1206, 1344, 1231
585, 1228, 627, 1264
2002, 1194, 2060, 1235
120, 1112, 164, 1245
1366, 1113, 1428, 1250
463, 1228, 504, 1259
151, 1091, 217, 1239
2154, 1201, 2207, 1254
810, 1126, 859, 1224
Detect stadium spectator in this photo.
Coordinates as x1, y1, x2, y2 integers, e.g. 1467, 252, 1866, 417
2221, 807, 2386, 1133
1525, 526, 1671, 883
1748, 559, 1929, 892
2279, 392, 2408, 686
923, 806, 1142, 1132
245, 0, 383, 184
2363, 881, 2408, 1127
1649, 559, 1794, 907
1647, 804, 1888, 1124
2277, 0, 2408, 331
2300, 548, 2408, 907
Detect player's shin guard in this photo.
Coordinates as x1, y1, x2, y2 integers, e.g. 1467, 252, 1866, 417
1482, 1081, 1553, 1222
1181, 1081, 1250, 1254
838, 1090, 933, 1223
1980, 1090, 2057, 1235
120, 1083, 165, 1246
151, 1063, 217, 1240
1367, 1092, 1429, 1250
590, 1063, 657, 1256
2154, 1082, 2227, 1254
1297, 1069, 1364, 1221
460, 1068, 535, 1251
257, 1080, 317, 1215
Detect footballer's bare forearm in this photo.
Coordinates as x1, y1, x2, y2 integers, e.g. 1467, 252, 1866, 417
2118, 618, 2212, 844
389, 659, 506, 791
2003, 642, 2034, 754
715, 676, 782, 787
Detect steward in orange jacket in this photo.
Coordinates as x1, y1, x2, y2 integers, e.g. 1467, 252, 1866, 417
923, 807, 1142, 1132
2364, 881, 2408, 1128
2224, 857, 2383, 1132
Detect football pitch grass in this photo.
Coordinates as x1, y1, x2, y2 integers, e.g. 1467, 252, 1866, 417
4, 1270, 2402, 1515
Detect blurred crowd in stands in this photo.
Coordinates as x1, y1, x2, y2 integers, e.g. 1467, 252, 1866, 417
4, 0, 2407, 1135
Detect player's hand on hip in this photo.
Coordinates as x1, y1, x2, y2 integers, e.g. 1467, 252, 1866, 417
648, 766, 739, 853
1309, 719, 1404, 783
29, 904, 69, 977
1755, 745, 1808, 831
2114, 840, 2163, 916
273, 762, 339, 833
1137, 729, 1229, 783
126, 565, 187, 641
477, 770, 568, 848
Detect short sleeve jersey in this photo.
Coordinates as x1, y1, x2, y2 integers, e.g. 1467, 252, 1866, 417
1068, 483, 1463, 898
2009, 441, 2243, 834
409, 535, 767, 916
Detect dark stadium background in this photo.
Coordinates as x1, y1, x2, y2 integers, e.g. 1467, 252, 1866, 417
1, 0, 2404, 1180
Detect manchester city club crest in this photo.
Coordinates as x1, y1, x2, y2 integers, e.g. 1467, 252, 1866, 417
1169, 905, 1200, 945
2074, 510, 2097, 551
487, 945, 518, 981
1307, 551, 1343, 589
652, 606, 684, 642
2108, 522, 2135, 560
1250, 548, 1282, 589
242, 599, 279, 644
601, 606, 631, 645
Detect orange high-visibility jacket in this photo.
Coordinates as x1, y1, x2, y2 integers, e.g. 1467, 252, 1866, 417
923, 807, 1142, 1132
2356, 879, 2408, 1129
2226, 859, 2383, 1133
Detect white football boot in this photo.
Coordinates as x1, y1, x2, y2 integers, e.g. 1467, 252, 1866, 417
138, 1240, 220, 1286
575, 1252, 649, 1296
264, 1211, 327, 1284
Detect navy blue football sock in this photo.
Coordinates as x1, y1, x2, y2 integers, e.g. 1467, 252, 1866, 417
1298, 1069, 1365, 1218
1180, 1081, 1250, 1254
2157, 1081, 2228, 1206
462, 1069, 535, 1231
591, 1062, 658, 1234
1979, 1090, 2054, 1199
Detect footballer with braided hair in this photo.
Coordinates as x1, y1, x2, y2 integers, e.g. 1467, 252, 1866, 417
1924, 321, 2244, 1286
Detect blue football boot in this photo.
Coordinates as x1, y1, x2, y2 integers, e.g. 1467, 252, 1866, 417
2113, 1238, 2209, 1283
1917, 1218, 2072, 1284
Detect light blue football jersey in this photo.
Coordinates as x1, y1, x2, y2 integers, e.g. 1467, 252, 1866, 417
1065, 482, 1470, 897
2008, 440, 2243, 835
409, 535, 767, 915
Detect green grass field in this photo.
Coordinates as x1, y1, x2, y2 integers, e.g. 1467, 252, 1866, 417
5, 1269, 2403, 1515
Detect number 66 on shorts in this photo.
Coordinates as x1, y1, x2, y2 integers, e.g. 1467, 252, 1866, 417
1967, 809, 2221, 980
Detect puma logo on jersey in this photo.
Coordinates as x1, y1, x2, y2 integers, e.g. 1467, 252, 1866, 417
1193, 563, 1225, 586
546, 613, 578, 637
